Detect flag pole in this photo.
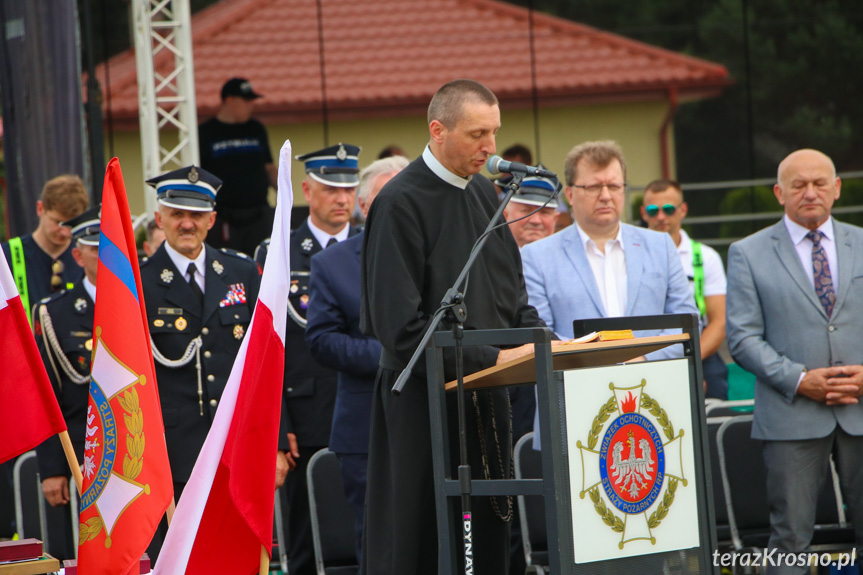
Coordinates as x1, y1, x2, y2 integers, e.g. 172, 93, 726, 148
259, 546, 269, 575
59, 430, 84, 495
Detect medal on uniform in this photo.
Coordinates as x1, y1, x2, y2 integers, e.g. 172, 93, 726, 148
75, 298, 87, 312
300, 294, 310, 309
153, 319, 165, 327
161, 269, 174, 283
233, 324, 245, 340
175, 317, 187, 331
290, 283, 298, 294
85, 339, 93, 351
212, 260, 224, 275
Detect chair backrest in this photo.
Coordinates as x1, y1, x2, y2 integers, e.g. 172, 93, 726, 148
514, 432, 547, 567
306, 448, 359, 575
705, 399, 754, 418
706, 417, 730, 542
13, 451, 43, 541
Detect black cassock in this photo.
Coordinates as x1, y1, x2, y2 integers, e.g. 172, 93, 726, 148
360, 155, 545, 575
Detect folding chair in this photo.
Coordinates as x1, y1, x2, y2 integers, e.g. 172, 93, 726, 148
716, 415, 854, 552
306, 448, 359, 575
514, 432, 549, 574
273, 488, 288, 573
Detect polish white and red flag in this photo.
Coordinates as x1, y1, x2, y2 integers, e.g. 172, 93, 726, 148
0, 249, 66, 464
154, 141, 294, 574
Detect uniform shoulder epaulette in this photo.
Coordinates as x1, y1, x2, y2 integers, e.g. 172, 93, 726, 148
41, 290, 70, 306
219, 247, 252, 261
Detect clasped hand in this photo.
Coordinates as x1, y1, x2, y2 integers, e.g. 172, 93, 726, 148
798, 365, 863, 405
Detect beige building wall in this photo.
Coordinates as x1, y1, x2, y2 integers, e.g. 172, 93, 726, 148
111, 99, 674, 222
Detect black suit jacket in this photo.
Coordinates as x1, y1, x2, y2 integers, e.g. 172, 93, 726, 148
33, 282, 93, 478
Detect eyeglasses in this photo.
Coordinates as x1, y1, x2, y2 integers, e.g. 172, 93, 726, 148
572, 183, 626, 195
644, 203, 683, 217
51, 260, 65, 291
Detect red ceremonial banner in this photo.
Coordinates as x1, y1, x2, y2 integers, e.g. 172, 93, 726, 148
76, 159, 173, 575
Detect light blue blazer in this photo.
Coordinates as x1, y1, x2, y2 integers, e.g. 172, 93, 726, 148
521, 222, 698, 350
522, 223, 698, 449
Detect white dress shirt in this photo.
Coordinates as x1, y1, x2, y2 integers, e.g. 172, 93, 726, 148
307, 217, 350, 249
164, 241, 206, 293
575, 223, 627, 317
83, 276, 97, 303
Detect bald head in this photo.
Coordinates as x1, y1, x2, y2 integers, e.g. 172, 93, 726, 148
777, 149, 836, 187
774, 149, 840, 230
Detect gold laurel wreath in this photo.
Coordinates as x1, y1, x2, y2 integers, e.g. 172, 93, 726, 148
587, 390, 679, 538
640, 392, 675, 441
589, 487, 625, 532
587, 396, 617, 450
79, 517, 103, 542
647, 477, 678, 528
118, 389, 145, 480
78, 388, 146, 544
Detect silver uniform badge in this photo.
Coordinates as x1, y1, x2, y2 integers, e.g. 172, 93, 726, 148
75, 298, 87, 312
336, 144, 347, 161
161, 269, 174, 283
301, 238, 314, 252
188, 166, 199, 183
212, 260, 224, 275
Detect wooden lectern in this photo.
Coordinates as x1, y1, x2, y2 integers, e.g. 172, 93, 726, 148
425, 314, 718, 575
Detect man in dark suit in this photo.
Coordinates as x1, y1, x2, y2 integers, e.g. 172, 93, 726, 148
727, 149, 863, 573
32, 206, 101, 560
141, 165, 289, 504
305, 155, 407, 564
257, 144, 362, 574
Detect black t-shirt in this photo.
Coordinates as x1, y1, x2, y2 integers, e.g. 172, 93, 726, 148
198, 117, 273, 209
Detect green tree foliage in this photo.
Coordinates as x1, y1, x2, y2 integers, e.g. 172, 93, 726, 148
508, 0, 863, 182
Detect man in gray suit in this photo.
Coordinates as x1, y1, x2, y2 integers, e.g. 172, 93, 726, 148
726, 148, 863, 573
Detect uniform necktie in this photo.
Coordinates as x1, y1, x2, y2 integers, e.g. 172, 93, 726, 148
326, 237, 338, 248
187, 262, 204, 307
807, 230, 835, 317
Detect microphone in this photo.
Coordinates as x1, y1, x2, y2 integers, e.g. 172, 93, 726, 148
487, 155, 557, 179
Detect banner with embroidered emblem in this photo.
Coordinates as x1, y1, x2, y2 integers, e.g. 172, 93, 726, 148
219, 283, 247, 307
77, 158, 173, 575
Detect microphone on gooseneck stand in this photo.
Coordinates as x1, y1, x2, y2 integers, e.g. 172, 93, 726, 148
486, 155, 558, 179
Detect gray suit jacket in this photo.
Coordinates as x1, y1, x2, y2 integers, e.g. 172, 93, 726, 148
726, 218, 863, 441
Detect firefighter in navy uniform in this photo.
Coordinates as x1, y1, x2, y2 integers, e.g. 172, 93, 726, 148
140, 165, 290, 507
255, 143, 361, 575
32, 206, 101, 560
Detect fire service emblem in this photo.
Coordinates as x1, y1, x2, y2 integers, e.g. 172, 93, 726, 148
576, 379, 688, 549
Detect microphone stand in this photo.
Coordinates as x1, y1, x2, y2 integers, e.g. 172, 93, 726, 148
391, 171, 525, 575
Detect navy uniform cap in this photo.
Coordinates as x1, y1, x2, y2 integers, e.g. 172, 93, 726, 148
295, 143, 361, 188
510, 169, 560, 209
146, 165, 222, 212
62, 205, 101, 246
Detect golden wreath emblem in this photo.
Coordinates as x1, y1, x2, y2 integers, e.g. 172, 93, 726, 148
576, 378, 688, 549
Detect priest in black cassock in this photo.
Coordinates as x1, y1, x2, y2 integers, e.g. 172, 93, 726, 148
359, 79, 546, 575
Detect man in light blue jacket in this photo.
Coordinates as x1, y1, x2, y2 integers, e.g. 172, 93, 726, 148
521, 141, 697, 448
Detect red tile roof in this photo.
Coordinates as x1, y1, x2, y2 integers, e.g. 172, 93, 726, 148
99, 0, 731, 128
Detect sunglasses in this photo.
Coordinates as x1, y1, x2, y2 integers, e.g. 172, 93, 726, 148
644, 203, 682, 217
51, 260, 65, 291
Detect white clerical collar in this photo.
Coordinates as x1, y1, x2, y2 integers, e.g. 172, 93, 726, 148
784, 214, 834, 246
423, 145, 469, 190
164, 240, 206, 279
83, 276, 96, 303
307, 217, 349, 249
574, 222, 625, 252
